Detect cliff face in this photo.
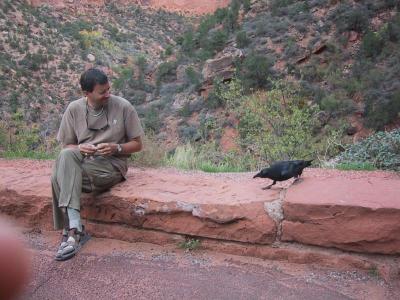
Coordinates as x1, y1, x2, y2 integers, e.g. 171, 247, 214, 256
26, 0, 230, 14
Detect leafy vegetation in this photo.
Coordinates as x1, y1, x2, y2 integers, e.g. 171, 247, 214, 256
178, 238, 201, 251
336, 129, 400, 171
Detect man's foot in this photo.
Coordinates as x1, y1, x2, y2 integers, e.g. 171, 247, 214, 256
55, 226, 90, 261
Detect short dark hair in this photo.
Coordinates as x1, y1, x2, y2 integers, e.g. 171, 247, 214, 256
79, 68, 108, 92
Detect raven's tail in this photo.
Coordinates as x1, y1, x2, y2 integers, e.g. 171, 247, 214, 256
305, 159, 313, 166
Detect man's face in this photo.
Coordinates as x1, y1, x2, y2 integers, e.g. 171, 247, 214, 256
86, 82, 111, 106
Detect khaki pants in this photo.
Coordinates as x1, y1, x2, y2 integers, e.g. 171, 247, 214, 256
51, 148, 123, 230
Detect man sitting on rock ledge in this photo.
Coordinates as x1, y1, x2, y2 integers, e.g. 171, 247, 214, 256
51, 68, 144, 261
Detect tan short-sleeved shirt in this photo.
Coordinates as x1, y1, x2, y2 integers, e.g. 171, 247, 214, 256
57, 95, 144, 177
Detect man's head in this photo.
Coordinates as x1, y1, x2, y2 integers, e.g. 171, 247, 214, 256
80, 68, 111, 107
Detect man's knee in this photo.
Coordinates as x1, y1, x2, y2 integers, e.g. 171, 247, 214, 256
58, 148, 80, 159
55, 148, 82, 167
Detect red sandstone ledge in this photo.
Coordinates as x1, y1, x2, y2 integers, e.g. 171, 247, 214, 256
282, 172, 400, 254
0, 159, 399, 255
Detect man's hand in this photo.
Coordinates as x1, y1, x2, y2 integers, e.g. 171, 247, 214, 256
96, 143, 117, 156
78, 144, 97, 156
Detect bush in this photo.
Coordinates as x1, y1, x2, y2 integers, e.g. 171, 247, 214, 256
129, 133, 167, 167
236, 31, 250, 48
130, 90, 147, 106
19, 52, 47, 71
206, 78, 227, 109
361, 30, 384, 58
61, 20, 93, 40
166, 142, 255, 172
143, 107, 161, 133
387, 15, 400, 42
270, 0, 296, 16
214, 7, 228, 23
319, 94, 354, 115
336, 128, 400, 171
364, 90, 400, 130
237, 53, 274, 91
112, 66, 134, 90
184, 66, 201, 90
156, 61, 177, 83
223, 4, 239, 32
178, 124, 198, 141
219, 79, 343, 164
180, 30, 195, 53
136, 55, 147, 88
331, 3, 370, 34
207, 30, 228, 53
0, 111, 58, 159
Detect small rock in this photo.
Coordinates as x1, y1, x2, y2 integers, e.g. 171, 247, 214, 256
87, 54, 96, 62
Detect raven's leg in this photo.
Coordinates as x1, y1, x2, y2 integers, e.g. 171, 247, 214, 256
262, 180, 276, 190
293, 175, 303, 184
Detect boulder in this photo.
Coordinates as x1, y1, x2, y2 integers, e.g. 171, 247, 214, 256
0, 160, 278, 245
202, 47, 243, 84
282, 172, 400, 254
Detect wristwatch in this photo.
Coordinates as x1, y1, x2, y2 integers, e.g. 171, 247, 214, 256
116, 144, 122, 154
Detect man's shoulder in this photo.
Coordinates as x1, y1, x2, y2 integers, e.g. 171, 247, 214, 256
110, 95, 135, 110
66, 98, 85, 111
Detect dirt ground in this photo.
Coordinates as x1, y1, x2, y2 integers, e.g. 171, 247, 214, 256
19, 230, 400, 300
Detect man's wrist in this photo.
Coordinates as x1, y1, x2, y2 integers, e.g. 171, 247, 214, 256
116, 143, 122, 154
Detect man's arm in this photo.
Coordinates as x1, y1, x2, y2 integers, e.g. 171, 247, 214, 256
96, 136, 142, 156
63, 143, 97, 156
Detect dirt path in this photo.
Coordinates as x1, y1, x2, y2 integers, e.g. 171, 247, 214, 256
20, 231, 400, 300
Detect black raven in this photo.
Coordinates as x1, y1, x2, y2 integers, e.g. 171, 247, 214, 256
253, 160, 313, 189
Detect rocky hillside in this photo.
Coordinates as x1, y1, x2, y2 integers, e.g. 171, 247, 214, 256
0, 0, 399, 167
0, 0, 191, 150
27, 0, 231, 15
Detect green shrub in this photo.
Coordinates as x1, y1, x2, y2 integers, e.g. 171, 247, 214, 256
61, 19, 93, 40
331, 3, 370, 34
241, 0, 251, 11
130, 90, 147, 106
237, 53, 274, 91
336, 162, 376, 171
195, 49, 214, 61
361, 30, 384, 58
0, 111, 58, 159
164, 45, 173, 56
166, 142, 255, 172
214, 7, 228, 23
156, 61, 177, 83
19, 52, 47, 71
178, 238, 201, 251
178, 124, 198, 141
185, 66, 201, 90
129, 133, 167, 167
143, 107, 161, 133
206, 78, 227, 109
336, 128, 400, 171
387, 15, 400, 42
112, 66, 134, 90
270, 0, 296, 16
207, 30, 228, 53
219, 79, 343, 163
223, 4, 240, 31
319, 94, 354, 115
364, 90, 400, 130
181, 30, 195, 53
236, 31, 250, 48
